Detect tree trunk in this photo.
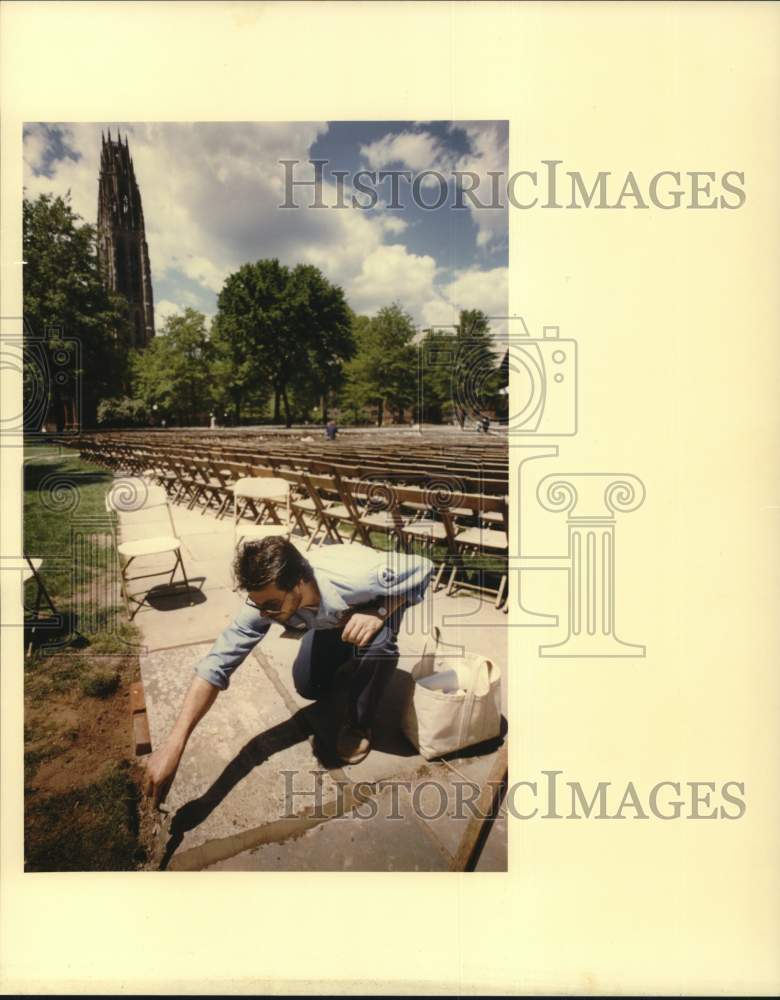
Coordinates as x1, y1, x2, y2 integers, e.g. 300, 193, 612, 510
321, 393, 327, 423
377, 398, 384, 427
273, 389, 281, 423
282, 386, 292, 428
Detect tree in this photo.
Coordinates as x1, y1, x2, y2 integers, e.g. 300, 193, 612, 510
341, 304, 418, 426
96, 396, 148, 428
131, 308, 214, 425
289, 265, 355, 423
213, 259, 353, 427
452, 309, 503, 428
417, 325, 458, 424
416, 309, 503, 426
23, 192, 130, 428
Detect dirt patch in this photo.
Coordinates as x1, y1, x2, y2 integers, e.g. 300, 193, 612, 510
24, 650, 153, 871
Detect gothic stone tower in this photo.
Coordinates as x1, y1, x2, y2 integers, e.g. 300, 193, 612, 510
97, 129, 155, 347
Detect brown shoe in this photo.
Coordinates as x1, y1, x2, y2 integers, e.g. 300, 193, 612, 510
335, 722, 372, 765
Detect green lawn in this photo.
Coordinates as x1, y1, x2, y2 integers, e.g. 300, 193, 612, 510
23, 442, 148, 872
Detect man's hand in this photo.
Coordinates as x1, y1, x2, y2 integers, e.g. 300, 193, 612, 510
139, 676, 219, 807
141, 738, 184, 807
341, 611, 384, 647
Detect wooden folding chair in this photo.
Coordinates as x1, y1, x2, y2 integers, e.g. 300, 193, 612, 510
396, 484, 464, 593
446, 494, 509, 608
343, 476, 407, 552
230, 473, 293, 550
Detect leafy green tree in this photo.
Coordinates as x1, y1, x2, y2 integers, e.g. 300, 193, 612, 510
131, 308, 214, 425
416, 309, 503, 426
23, 192, 130, 428
289, 265, 355, 423
337, 314, 373, 424
341, 304, 418, 426
452, 309, 502, 428
213, 259, 353, 427
96, 396, 148, 428
417, 326, 458, 424
208, 310, 268, 425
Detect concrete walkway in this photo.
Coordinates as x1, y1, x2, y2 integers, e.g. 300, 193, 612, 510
123, 492, 508, 871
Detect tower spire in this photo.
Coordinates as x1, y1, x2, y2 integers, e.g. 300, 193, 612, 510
96, 131, 155, 349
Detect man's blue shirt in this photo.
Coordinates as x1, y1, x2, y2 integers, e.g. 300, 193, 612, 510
193, 544, 434, 690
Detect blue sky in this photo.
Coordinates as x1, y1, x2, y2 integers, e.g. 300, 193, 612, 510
23, 121, 508, 335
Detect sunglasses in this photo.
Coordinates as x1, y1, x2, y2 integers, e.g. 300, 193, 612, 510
246, 593, 290, 616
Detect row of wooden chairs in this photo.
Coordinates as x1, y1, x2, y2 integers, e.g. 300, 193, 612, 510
70, 435, 509, 496
64, 436, 510, 607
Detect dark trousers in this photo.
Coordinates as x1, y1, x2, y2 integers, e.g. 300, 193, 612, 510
291, 610, 402, 729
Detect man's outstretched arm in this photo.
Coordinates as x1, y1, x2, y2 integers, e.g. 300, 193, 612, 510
142, 603, 271, 805
142, 675, 219, 805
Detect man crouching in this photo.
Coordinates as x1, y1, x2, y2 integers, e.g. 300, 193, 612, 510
142, 537, 434, 804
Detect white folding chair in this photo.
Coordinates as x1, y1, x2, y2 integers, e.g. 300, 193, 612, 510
23, 555, 61, 656
230, 476, 292, 549
105, 477, 193, 619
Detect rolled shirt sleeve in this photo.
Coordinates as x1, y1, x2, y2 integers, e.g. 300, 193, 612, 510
192, 601, 271, 691
385, 551, 435, 607
346, 549, 435, 609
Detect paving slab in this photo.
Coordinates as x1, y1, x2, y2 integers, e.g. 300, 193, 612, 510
204, 783, 451, 872
141, 642, 340, 865
126, 491, 508, 871
181, 531, 236, 562
133, 586, 243, 651
388, 754, 506, 865
178, 556, 234, 592
168, 507, 236, 538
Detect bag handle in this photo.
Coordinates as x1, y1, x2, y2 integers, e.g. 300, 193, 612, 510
456, 658, 496, 747
411, 625, 442, 681
419, 624, 442, 660
463, 657, 495, 695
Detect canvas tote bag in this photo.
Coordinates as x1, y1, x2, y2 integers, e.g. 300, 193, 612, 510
401, 626, 502, 760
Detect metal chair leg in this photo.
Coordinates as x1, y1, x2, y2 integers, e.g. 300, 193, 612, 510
118, 557, 133, 619
495, 573, 507, 609
176, 548, 193, 603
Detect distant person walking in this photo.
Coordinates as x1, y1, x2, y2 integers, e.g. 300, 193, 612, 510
325, 418, 338, 441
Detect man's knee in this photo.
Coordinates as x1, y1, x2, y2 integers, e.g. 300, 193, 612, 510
291, 656, 318, 699
292, 634, 319, 698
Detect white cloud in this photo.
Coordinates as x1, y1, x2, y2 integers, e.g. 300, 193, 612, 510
360, 124, 509, 250
23, 122, 506, 339
452, 122, 509, 250
377, 215, 408, 235
421, 265, 509, 339
360, 131, 455, 173
154, 300, 181, 330
350, 244, 438, 318
23, 128, 48, 174
23, 124, 102, 224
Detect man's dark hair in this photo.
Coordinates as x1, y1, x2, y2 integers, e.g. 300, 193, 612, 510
233, 537, 314, 593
